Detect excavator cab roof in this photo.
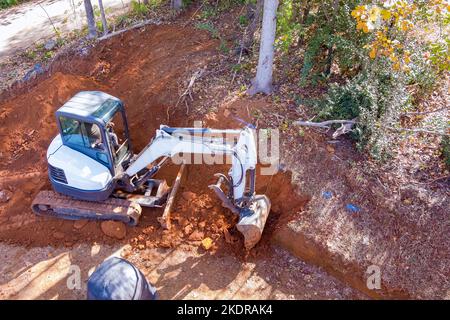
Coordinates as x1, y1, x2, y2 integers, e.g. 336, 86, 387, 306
56, 91, 123, 124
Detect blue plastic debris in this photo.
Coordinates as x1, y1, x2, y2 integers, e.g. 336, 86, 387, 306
232, 116, 256, 129
34, 63, 44, 74
23, 63, 44, 82
346, 203, 361, 213
322, 191, 333, 199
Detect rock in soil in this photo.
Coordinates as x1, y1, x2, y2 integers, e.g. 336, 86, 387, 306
183, 224, 193, 235
73, 220, 89, 230
188, 230, 204, 241
44, 39, 57, 51
182, 191, 197, 202
52, 231, 65, 240
0, 190, 12, 203
101, 221, 127, 239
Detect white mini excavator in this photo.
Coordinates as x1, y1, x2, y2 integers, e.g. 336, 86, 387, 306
32, 91, 271, 249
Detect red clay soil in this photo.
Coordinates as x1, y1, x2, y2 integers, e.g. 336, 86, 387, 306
0, 23, 307, 260
2, 16, 446, 300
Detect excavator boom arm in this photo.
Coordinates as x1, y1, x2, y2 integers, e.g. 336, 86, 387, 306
125, 125, 258, 202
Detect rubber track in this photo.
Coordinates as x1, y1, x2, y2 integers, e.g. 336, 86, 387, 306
31, 190, 142, 226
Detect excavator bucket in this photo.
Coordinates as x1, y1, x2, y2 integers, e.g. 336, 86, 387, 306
236, 195, 271, 250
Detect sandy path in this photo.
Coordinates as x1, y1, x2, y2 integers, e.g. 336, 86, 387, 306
0, 0, 131, 59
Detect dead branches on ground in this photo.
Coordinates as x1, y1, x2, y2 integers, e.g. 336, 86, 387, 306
293, 118, 357, 139
98, 19, 161, 41
294, 118, 449, 138
167, 68, 206, 121
382, 126, 450, 136
401, 107, 448, 116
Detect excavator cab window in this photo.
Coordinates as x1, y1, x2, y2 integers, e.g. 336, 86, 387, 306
59, 116, 84, 148
59, 116, 111, 167
108, 110, 130, 166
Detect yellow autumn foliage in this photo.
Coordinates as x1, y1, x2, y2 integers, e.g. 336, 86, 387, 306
351, 0, 449, 72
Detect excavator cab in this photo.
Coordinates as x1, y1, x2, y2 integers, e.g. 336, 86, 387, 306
55, 91, 132, 175
47, 91, 133, 201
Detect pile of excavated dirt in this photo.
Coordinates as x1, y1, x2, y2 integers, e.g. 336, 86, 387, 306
0, 22, 308, 262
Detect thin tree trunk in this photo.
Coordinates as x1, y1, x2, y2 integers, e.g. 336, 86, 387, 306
98, 0, 108, 35
290, 0, 300, 23
243, 0, 263, 52
301, 2, 310, 24
171, 0, 182, 10
248, 0, 279, 95
84, 0, 97, 39
325, 0, 339, 76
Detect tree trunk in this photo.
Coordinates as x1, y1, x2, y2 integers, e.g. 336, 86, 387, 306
98, 0, 108, 35
248, 0, 279, 95
143, 0, 149, 5
325, 0, 339, 76
242, 0, 263, 53
301, 1, 310, 24
171, 0, 182, 10
290, 0, 300, 23
84, 0, 97, 39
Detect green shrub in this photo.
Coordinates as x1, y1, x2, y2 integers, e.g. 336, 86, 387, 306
200, 6, 217, 19
0, 0, 18, 9
238, 14, 249, 27
405, 40, 439, 97
195, 22, 219, 39
219, 39, 230, 54
131, 0, 149, 16
318, 59, 411, 160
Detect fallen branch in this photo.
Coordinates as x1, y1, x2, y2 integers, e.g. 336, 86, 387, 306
183, 3, 205, 27
157, 163, 186, 230
293, 118, 357, 138
293, 119, 356, 128
98, 19, 161, 41
401, 107, 448, 116
167, 67, 206, 121
382, 126, 450, 136
178, 68, 205, 111
427, 175, 450, 184
294, 118, 449, 137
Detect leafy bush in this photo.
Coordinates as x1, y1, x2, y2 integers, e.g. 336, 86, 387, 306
275, 0, 370, 83
200, 5, 217, 19
131, 0, 149, 16
195, 22, 219, 39
318, 59, 411, 160
0, 0, 17, 9
427, 38, 450, 73
238, 14, 249, 27
406, 42, 439, 98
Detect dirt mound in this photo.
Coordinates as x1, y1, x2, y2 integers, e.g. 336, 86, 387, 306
0, 22, 308, 258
